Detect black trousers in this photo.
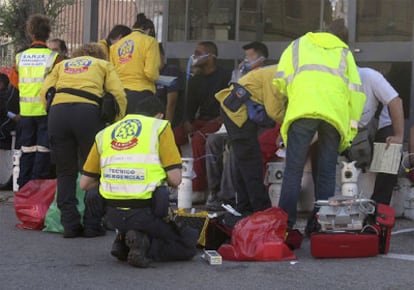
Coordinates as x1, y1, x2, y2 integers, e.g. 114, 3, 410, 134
371, 125, 398, 205
125, 89, 153, 114
48, 103, 104, 231
106, 206, 197, 262
220, 108, 271, 213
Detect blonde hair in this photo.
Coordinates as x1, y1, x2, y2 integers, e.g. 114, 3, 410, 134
71, 43, 106, 60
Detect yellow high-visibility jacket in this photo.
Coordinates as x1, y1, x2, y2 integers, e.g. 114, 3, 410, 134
273, 32, 366, 152
96, 115, 168, 200
16, 48, 58, 116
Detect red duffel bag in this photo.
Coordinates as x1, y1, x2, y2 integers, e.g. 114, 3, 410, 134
14, 179, 57, 230
217, 207, 296, 261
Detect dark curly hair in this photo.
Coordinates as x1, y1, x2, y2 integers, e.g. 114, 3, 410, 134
26, 14, 51, 42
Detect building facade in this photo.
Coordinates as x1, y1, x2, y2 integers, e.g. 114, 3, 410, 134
1, 0, 413, 126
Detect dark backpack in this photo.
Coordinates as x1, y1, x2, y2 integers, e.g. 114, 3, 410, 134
345, 104, 383, 171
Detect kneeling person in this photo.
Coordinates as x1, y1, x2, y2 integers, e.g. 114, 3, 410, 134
80, 97, 198, 267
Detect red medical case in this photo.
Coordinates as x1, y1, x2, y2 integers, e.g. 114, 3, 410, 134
310, 203, 395, 258
310, 232, 379, 258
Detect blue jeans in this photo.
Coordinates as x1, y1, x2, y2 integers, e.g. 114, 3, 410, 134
279, 118, 340, 227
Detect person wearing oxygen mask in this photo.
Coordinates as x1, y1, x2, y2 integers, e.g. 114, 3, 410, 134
204, 41, 269, 211
173, 41, 231, 204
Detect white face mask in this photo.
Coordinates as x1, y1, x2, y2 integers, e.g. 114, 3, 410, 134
190, 53, 210, 66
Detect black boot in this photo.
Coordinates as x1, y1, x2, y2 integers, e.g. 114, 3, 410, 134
111, 232, 129, 261
304, 207, 321, 237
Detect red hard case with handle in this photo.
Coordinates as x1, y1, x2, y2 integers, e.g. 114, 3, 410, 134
310, 203, 395, 258
310, 232, 379, 258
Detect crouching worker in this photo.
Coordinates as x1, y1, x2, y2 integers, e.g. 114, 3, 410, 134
80, 97, 198, 268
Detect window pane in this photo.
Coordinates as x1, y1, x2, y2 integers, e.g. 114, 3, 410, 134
168, 0, 186, 41
356, 0, 413, 41
240, 0, 328, 41
188, 0, 236, 40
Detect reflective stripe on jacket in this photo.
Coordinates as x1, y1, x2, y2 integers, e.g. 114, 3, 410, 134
16, 48, 58, 116
96, 115, 168, 200
273, 32, 366, 152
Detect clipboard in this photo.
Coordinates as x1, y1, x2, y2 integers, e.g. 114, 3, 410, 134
369, 142, 402, 174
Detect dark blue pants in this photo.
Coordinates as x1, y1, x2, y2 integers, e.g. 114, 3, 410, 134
17, 116, 51, 188
48, 103, 104, 231
221, 109, 271, 213
106, 206, 197, 261
125, 89, 153, 114
279, 118, 340, 227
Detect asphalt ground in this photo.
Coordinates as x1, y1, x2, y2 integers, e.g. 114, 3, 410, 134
1, 189, 414, 290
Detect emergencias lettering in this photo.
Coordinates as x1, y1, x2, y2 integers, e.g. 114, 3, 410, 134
103, 168, 145, 180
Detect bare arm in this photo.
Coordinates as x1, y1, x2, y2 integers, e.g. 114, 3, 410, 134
165, 91, 178, 123
167, 168, 182, 187
80, 175, 99, 191
387, 97, 404, 146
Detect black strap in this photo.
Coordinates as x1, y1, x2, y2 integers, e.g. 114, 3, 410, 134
56, 88, 102, 105
374, 103, 383, 119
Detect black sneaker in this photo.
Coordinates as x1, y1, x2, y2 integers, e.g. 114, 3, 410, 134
125, 230, 151, 268
83, 226, 106, 238
205, 198, 223, 211
111, 233, 129, 261
304, 214, 321, 237
63, 226, 83, 238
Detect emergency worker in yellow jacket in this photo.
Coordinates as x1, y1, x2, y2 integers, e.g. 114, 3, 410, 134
40, 43, 127, 238
215, 65, 286, 214
80, 97, 198, 268
97, 25, 131, 60
9, 14, 63, 189
110, 13, 160, 114
272, 19, 366, 229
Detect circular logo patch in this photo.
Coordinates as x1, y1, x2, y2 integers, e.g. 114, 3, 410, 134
64, 58, 92, 74
117, 39, 134, 64
110, 119, 142, 150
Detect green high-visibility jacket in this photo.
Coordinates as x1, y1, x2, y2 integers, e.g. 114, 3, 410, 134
273, 32, 366, 152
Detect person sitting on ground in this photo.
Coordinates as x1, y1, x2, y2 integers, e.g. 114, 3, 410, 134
80, 96, 198, 268
173, 41, 231, 204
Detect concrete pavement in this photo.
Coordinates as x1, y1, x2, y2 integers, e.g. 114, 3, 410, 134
1, 189, 414, 290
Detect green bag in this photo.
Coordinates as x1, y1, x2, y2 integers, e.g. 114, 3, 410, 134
43, 175, 85, 233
